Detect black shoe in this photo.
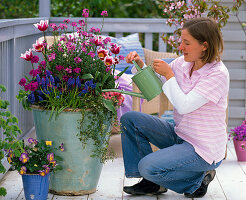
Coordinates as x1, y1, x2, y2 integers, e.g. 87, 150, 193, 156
184, 170, 216, 198
123, 178, 168, 195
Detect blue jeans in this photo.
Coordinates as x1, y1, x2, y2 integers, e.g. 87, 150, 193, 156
120, 111, 222, 194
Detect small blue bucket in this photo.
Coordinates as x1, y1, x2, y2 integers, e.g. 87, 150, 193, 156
22, 173, 50, 200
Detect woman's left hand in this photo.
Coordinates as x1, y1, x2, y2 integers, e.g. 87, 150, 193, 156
153, 59, 174, 80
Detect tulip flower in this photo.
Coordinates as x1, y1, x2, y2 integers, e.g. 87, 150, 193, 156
33, 40, 44, 52
97, 48, 108, 60
33, 20, 49, 32
104, 55, 114, 67
20, 49, 33, 61
110, 44, 121, 54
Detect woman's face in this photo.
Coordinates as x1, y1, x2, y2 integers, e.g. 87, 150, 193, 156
179, 29, 207, 64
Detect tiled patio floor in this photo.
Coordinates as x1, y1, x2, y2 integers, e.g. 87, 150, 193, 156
0, 134, 246, 200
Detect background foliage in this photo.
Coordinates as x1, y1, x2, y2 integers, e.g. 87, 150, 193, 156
0, 0, 163, 19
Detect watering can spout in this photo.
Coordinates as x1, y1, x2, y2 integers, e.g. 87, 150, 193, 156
102, 89, 145, 99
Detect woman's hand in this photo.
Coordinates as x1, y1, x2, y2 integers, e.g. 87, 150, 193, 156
153, 59, 174, 80
125, 51, 144, 68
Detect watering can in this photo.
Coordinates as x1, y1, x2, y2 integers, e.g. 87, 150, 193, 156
102, 60, 163, 101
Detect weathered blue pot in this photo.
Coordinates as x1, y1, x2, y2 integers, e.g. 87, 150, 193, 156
32, 107, 112, 195
22, 173, 50, 200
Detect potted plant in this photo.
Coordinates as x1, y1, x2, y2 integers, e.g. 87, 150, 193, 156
0, 84, 22, 197
229, 115, 246, 161
16, 9, 126, 195
7, 138, 62, 200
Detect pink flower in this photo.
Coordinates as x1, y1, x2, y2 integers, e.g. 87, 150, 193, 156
59, 23, 68, 30
106, 66, 111, 72
71, 22, 77, 27
20, 49, 33, 61
119, 55, 125, 60
74, 57, 82, 64
82, 9, 89, 18
33, 20, 49, 32
114, 57, 119, 65
62, 75, 70, 81
73, 68, 81, 73
65, 68, 72, 73
50, 23, 59, 31
103, 37, 111, 44
29, 81, 39, 91
40, 60, 46, 66
48, 53, 56, 61
101, 10, 108, 17
33, 40, 44, 52
110, 44, 121, 54
29, 69, 39, 77
94, 36, 103, 46
56, 65, 64, 71
19, 78, 26, 86
63, 19, 70, 24
88, 52, 95, 58
31, 55, 39, 64
78, 20, 86, 26
104, 56, 114, 67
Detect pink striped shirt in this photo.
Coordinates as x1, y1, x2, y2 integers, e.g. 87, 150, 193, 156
170, 56, 230, 164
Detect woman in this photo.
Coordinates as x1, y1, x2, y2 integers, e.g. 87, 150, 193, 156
121, 17, 229, 198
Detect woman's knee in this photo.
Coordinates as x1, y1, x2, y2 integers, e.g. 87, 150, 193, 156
120, 111, 141, 125
138, 156, 155, 179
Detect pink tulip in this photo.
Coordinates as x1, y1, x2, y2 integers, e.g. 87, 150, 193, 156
33, 20, 49, 32
20, 49, 33, 61
110, 43, 121, 54
33, 40, 44, 52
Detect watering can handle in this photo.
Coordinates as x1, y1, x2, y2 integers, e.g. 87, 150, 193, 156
132, 60, 142, 72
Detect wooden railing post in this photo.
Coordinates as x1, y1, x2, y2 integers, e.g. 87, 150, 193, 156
39, 0, 51, 17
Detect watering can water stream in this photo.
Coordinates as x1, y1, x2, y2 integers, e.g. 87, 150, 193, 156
102, 60, 163, 101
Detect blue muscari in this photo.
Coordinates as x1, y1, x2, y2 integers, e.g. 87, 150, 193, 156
28, 92, 35, 104
36, 74, 41, 84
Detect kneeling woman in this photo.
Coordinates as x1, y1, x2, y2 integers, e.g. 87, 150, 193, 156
121, 17, 229, 198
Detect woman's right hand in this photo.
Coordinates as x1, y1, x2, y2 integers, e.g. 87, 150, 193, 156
125, 51, 144, 68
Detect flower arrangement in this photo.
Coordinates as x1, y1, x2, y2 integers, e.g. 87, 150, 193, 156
159, 0, 245, 55
6, 138, 63, 176
17, 8, 125, 113
16, 9, 126, 162
229, 112, 246, 151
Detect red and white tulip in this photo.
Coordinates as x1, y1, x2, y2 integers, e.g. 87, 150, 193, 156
33, 40, 44, 52
33, 20, 49, 32
97, 47, 108, 60
104, 55, 114, 67
20, 49, 33, 61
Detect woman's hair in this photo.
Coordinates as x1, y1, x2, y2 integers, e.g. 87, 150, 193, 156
182, 17, 224, 63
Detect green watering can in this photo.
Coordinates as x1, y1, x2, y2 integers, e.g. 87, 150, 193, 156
102, 60, 163, 101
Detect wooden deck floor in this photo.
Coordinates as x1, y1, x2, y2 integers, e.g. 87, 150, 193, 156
0, 134, 246, 200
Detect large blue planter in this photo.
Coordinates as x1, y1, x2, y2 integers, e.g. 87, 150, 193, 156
32, 108, 112, 195
22, 174, 50, 200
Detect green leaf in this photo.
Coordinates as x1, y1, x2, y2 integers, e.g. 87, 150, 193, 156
0, 85, 6, 93
116, 66, 129, 77
102, 99, 116, 114
81, 74, 94, 79
0, 187, 7, 196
